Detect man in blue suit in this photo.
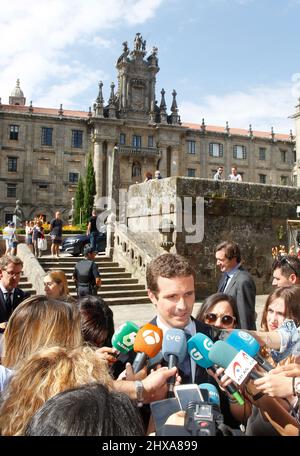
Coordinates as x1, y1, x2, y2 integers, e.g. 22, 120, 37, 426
146, 253, 214, 385
0, 255, 30, 330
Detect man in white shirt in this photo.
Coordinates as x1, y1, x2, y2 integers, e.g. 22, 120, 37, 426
228, 166, 242, 182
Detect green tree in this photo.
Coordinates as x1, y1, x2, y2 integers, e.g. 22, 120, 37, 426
83, 153, 96, 223
74, 176, 85, 225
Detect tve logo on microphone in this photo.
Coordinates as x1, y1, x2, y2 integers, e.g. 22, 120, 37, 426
225, 350, 257, 385
142, 329, 161, 345
166, 333, 182, 342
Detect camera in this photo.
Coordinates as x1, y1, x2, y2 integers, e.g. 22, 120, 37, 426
184, 400, 230, 436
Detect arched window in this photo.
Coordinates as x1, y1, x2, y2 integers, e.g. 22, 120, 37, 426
132, 162, 141, 177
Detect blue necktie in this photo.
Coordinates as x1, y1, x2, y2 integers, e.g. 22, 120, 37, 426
220, 274, 229, 292
5, 292, 12, 315
179, 331, 191, 379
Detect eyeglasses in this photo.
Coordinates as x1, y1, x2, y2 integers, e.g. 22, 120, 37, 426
3, 270, 22, 277
279, 257, 298, 277
204, 312, 236, 327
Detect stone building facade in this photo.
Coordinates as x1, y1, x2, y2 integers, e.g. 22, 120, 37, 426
0, 34, 296, 224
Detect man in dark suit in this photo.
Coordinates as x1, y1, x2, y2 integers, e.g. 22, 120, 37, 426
216, 241, 256, 330
146, 253, 215, 385
0, 255, 30, 330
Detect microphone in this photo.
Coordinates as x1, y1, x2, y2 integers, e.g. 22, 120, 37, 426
132, 324, 163, 373
162, 328, 187, 396
222, 329, 274, 372
208, 340, 261, 385
199, 383, 220, 409
187, 333, 244, 405
111, 321, 139, 355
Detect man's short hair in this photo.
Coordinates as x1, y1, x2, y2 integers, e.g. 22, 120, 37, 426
0, 255, 23, 271
272, 255, 300, 278
146, 253, 195, 296
216, 241, 241, 264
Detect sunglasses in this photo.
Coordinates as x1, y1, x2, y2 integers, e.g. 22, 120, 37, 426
279, 257, 298, 277
204, 312, 236, 327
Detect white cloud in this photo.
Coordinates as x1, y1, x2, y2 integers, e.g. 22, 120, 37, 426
0, 0, 164, 106
179, 81, 297, 133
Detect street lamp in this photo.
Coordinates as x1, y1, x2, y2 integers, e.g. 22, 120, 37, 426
159, 219, 175, 252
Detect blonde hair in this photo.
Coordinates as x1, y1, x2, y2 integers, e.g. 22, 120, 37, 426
2, 295, 82, 368
45, 270, 70, 296
0, 345, 113, 435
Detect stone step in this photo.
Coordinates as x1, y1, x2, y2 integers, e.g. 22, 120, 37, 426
40, 261, 119, 268
69, 294, 152, 305
39, 255, 112, 263
74, 289, 148, 298
67, 283, 145, 292
101, 296, 152, 305
19, 282, 34, 289
53, 271, 133, 279
44, 266, 126, 273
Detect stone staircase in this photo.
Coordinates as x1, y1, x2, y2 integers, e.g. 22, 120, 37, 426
38, 253, 151, 306
19, 275, 36, 296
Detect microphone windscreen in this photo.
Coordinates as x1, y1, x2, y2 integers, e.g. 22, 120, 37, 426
162, 328, 186, 364
208, 340, 239, 368
111, 321, 139, 354
187, 333, 214, 368
225, 330, 260, 357
133, 324, 163, 358
199, 383, 220, 407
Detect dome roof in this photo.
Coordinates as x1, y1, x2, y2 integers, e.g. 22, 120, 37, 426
11, 79, 24, 97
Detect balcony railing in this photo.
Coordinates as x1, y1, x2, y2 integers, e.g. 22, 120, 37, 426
118, 145, 161, 157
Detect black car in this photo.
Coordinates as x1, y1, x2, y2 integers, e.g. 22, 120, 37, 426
61, 232, 106, 256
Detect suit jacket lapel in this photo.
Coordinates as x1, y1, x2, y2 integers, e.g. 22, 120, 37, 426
225, 268, 241, 293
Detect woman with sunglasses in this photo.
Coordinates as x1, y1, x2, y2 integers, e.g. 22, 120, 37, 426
196, 293, 244, 430
196, 292, 238, 330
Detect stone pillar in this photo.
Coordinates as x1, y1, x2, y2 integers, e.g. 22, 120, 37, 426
158, 146, 168, 178
93, 140, 103, 201
171, 148, 180, 176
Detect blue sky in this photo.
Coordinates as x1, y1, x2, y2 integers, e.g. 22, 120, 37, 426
1, 0, 300, 133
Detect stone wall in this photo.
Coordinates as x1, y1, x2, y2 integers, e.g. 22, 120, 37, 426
125, 177, 300, 298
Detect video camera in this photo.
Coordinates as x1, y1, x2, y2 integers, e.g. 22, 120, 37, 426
184, 400, 224, 436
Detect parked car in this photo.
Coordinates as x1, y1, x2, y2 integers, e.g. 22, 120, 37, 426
61, 232, 106, 256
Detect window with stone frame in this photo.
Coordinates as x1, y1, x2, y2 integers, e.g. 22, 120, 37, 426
41, 127, 53, 146
233, 145, 247, 160
132, 135, 142, 148
280, 175, 288, 186
7, 183, 17, 198
8, 157, 18, 172
187, 168, 196, 177
71, 130, 83, 148
120, 133, 126, 145
148, 135, 154, 147
259, 174, 266, 184
9, 125, 19, 140
280, 149, 287, 163
187, 140, 196, 154
293, 174, 297, 187
259, 147, 266, 161
69, 172, 79, 183
209, 143, 223, 158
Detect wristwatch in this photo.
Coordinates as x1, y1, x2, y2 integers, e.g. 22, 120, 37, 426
292, 377, 300, 396
135, 380, 144, 407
